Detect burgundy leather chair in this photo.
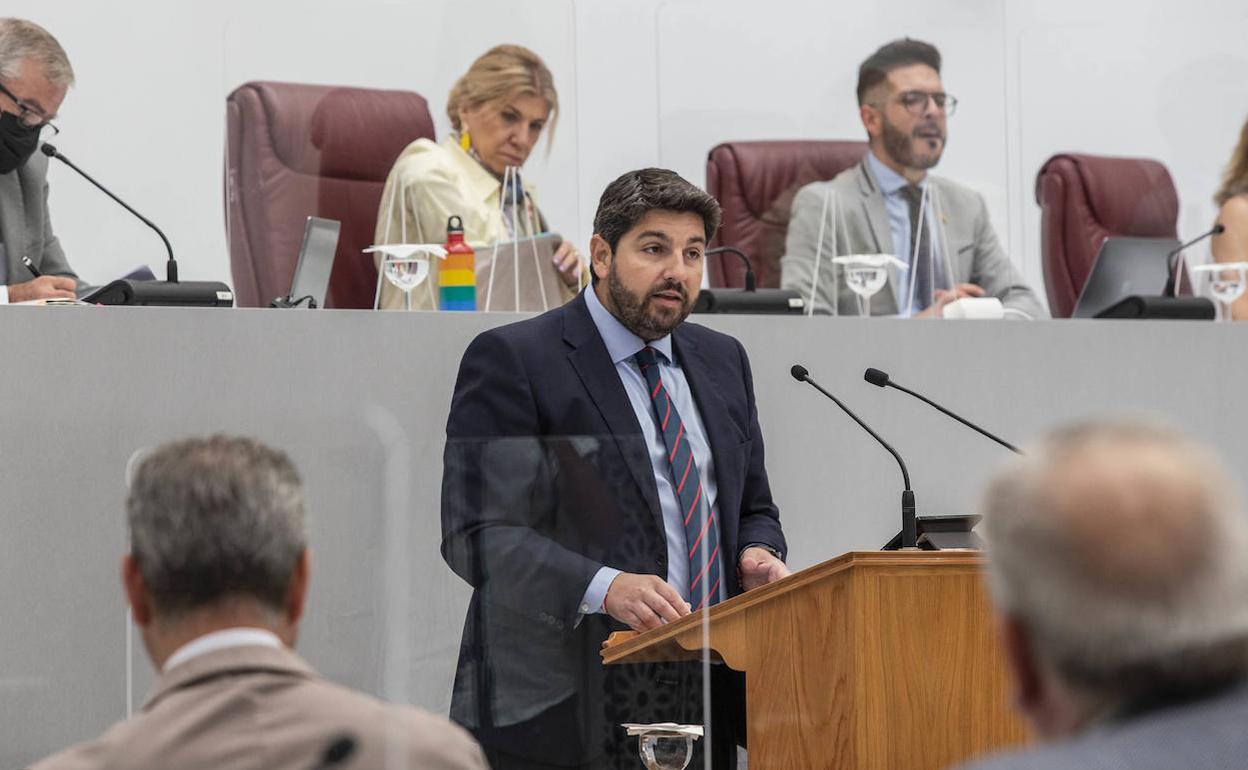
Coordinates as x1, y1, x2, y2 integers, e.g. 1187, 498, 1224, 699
1035, 153, 1179, 318
226, 81, 435, 308
705, 140, 868, 288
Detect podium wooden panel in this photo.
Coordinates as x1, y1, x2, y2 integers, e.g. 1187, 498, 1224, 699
602, 551, 1027, 769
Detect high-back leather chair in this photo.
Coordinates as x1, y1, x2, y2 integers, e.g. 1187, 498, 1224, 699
226, 81, 435, 308
1035, 153, 1179, 318
705, 140, 868, 288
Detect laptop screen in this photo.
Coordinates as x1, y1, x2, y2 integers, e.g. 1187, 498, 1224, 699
1072, 236, 1181, 318
289, 217, 341, 308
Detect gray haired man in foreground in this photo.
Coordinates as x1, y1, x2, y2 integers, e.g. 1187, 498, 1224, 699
32, 435, 486, 770
959, 420, 1248, 769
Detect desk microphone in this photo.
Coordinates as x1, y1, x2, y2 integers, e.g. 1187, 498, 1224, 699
863, 367, 1021, 454
693, 247, 804, 314
307, 735, 357, 770
707, 247, 757, 291
40, 143, 232, 306
41, 143, 177, 282
791, 364, 917, 549
1164, 224, 1226, 298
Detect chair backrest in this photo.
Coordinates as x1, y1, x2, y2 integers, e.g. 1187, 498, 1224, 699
226, 81, 435, 308
1035, 153, 1178, 318
705, 140, 868, 288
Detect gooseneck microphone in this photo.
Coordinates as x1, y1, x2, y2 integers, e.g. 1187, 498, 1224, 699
41, 143, 178, 283
864, 367, 1021, 455
307, 735, 357, 770
40, 142, 233, 306
791, 364, 917, 549
1164, 224, 1226, 298
706, 247, 757, 291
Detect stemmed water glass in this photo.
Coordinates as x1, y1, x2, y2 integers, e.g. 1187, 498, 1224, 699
639, 732, 694, 770
364, 244, 447, 311
832, 254, 908, 316
1190, 262, 1248, 322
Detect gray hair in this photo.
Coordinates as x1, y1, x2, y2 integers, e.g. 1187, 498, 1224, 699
0, 18, 74, 87
982, 419, 1248, 695
127, 435, 306, 617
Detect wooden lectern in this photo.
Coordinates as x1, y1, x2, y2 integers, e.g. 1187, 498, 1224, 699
602, 551, 1027, 769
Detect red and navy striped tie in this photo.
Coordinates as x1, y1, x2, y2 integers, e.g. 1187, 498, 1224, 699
635, 346, 720, 610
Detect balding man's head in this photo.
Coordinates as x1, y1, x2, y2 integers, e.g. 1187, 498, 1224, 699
982, 420, 1248, 735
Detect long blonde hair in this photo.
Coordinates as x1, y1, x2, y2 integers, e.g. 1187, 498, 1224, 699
446, 44, 558, 147
1216, 116, 1248, 206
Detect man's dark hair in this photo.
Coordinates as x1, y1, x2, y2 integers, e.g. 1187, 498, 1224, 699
591, 168, 721, 284
856, 38, 942, 106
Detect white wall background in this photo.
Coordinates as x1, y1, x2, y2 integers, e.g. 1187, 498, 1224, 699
10, 0, 1248, 303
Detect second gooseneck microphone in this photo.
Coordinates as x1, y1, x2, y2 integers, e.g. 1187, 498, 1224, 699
791, 364, 917, 549
863, 367, 1021, 454
1164, 224, 1226, 298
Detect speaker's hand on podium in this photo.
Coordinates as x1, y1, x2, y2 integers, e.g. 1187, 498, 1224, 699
604, 572, 691, 632
738, 547, 790, 591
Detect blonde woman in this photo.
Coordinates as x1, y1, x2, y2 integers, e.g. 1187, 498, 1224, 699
374, 44, 582, 310
1213, 117, 1248, 319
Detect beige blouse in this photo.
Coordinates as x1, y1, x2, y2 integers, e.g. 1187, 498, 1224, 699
373, 136, 580, 310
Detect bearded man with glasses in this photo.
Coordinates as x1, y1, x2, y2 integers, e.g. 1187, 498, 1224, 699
0, 18, 78, 304
782, 38, 1045, 319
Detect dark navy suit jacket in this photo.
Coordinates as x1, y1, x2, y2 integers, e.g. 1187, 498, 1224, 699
440, 290, 785, 765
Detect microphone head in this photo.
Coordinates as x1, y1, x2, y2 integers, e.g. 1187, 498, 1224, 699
790, 364, 809, 382
322, 736, 356, 766
863, 367, 890, 387
40, 142, 57, 158
1214, 223, 1226, 235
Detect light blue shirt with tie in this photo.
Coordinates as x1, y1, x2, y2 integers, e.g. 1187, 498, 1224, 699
577, 285, 725, 615
864, 150, 945, 316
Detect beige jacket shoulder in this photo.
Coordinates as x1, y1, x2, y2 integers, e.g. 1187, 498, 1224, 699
30, 645, 487, 770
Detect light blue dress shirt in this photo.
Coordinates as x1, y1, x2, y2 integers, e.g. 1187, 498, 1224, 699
864, 150, 946, 316
578, 286, 725, 615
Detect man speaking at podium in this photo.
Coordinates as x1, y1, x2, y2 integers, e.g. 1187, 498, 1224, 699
442, 168, 789, 769
0, 18, 79, 304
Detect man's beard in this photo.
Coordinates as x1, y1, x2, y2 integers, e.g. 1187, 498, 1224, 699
606, 260, 693, 342
881, 115, 945, 171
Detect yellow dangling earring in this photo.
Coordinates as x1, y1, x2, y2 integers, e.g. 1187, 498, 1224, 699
459, 130, 471, 152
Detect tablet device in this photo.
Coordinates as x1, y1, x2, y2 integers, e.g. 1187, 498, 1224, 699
476, 232, 571, 312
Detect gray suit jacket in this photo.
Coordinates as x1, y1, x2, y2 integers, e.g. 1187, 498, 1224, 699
779, 158, 1045, 318
957, 682, 1248, 770
30, 645, 488, 770
0, 151, 77, 286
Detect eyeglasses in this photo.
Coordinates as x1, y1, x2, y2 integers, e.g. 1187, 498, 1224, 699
893, 90, 958, 117
0, 81, 60, 136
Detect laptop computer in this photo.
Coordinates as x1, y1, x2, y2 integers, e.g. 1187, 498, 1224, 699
1072, 236, 1181, 318
279, 216, 341, 308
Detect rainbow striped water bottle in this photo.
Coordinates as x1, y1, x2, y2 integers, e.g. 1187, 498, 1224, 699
439, 215, 476, 311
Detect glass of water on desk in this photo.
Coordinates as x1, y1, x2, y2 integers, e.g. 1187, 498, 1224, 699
365, 244, 447, 311
1190, 262, 1248, 322
833, 254, 908, 316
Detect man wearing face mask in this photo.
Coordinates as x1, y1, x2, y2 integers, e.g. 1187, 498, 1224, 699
781, 38, 1045, 318
0, 18, 78, 305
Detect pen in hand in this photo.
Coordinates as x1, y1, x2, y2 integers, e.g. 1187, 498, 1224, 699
21, 256, 43, 278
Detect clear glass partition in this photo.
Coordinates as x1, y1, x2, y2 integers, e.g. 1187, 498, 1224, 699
655, 0, 1018, 317
221, 0, 582, 310
1013, 0, 1248, 318
655, 0, 1248, 321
